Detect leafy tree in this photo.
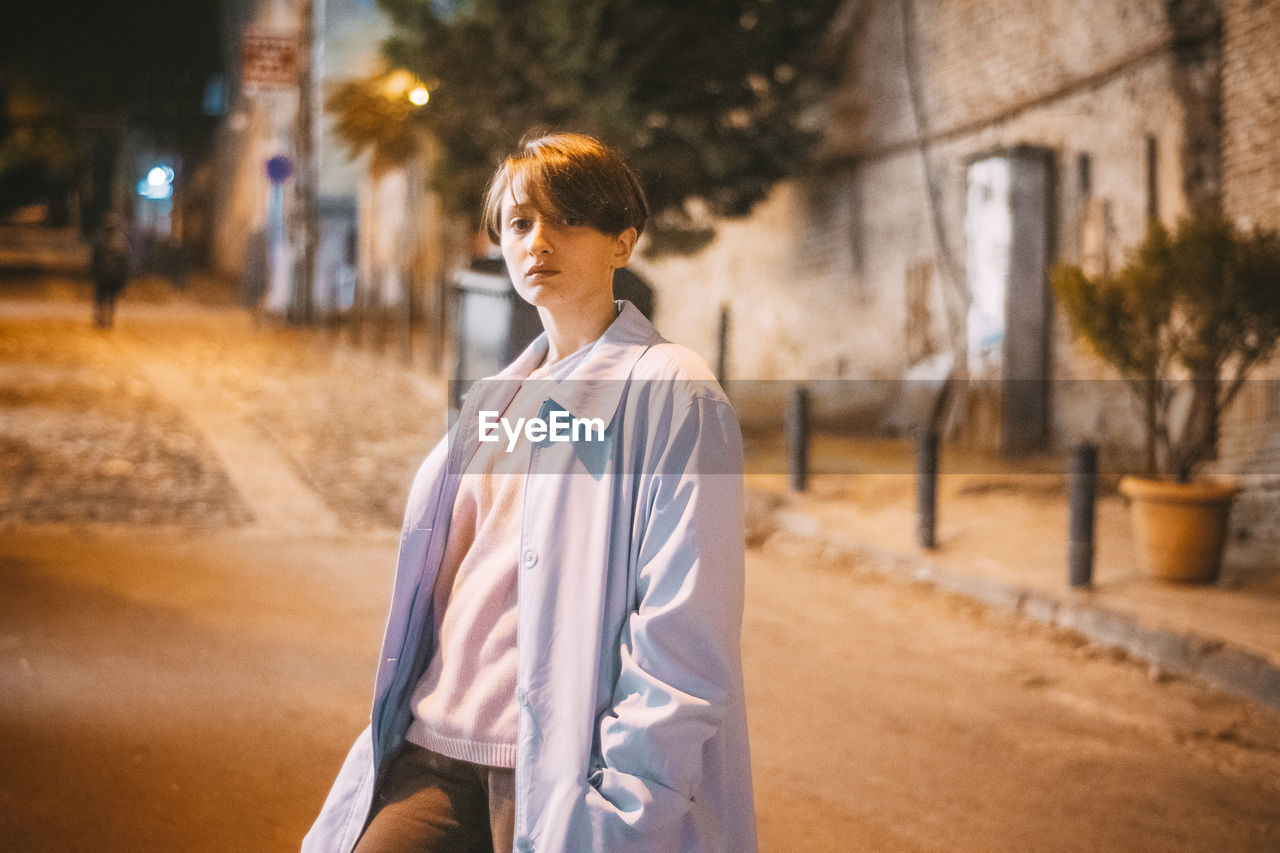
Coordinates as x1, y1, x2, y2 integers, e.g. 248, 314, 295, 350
1053, 214, 1280, 481
326, 72, 430, 175
334, 0, 839, 254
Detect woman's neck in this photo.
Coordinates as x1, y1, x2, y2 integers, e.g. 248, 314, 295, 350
537, 296, 617, 364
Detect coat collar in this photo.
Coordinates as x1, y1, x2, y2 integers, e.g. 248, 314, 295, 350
494, 300, 662, 427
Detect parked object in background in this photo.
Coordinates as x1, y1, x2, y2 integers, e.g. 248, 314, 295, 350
91, 212, 132, 329
1053, 213, 1280, 582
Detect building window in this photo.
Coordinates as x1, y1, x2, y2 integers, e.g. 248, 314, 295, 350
793, 171, 861, 298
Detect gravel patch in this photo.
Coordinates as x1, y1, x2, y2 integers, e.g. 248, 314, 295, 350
0, 318, 250, 526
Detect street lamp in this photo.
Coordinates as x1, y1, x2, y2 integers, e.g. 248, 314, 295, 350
137, 164, 174, 200
380, 69, 430, 108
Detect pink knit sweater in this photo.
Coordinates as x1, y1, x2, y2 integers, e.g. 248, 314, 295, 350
405, 343, 593, 768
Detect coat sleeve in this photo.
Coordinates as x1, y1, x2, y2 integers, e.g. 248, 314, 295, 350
584, 391, 746, 848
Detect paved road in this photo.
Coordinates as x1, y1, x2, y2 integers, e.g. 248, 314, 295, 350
3, 292, 1280, 850
4, 526, 1280, 851
0, 527, 394, 852
745, 531, 1280, 851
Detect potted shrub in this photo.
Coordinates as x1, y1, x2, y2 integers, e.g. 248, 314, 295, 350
1052, 212, 1280, 582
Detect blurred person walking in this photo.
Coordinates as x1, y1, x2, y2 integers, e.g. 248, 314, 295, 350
91, 211, 131, 329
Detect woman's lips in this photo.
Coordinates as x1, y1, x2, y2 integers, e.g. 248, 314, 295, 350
527, 268, 560, 279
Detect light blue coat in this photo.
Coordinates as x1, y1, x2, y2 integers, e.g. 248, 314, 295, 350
303, 301, 757, 853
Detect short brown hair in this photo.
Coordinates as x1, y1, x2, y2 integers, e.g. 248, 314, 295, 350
483, 132, 649, 244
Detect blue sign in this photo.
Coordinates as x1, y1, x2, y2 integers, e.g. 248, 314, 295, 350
266, 155, 294, 184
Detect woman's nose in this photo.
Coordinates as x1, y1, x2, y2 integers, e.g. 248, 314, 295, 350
528, 222, 553, 254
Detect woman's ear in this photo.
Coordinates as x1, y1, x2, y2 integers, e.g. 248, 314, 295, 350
611, 227, 639, 268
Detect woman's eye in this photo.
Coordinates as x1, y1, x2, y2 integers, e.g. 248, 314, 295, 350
509, 218, 531, 232
564, 217, 584, 227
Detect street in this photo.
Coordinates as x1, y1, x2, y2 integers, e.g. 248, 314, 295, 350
2, 285, 1280, 851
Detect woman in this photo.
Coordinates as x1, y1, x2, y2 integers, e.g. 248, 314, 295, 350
304, 133, 755, 853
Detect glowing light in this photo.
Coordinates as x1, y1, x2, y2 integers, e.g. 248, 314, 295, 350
382, 69, 429, 106
137, 164, 175, 200
137, 179, 172, 200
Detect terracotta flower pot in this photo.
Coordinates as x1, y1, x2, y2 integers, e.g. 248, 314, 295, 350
1118, 476, 1240, 583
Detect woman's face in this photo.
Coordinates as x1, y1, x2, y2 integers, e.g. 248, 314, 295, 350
499, 187, 637, 313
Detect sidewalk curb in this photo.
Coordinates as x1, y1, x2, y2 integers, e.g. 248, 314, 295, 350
767, 504, 1280, 713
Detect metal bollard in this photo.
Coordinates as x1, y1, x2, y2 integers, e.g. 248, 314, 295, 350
716, 304, 731, 388
1068, 443, 1098, 588
916, 429, 938, 550
786, 386, 810, 493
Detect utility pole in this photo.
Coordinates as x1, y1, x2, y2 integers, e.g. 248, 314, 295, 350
291, 0, 320, 325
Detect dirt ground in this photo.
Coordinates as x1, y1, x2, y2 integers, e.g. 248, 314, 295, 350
0, 309, 250, 526
3, 278, 1280, 851
0, 276, 442, 532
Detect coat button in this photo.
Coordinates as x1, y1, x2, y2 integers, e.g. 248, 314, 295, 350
521, 549, 538, 569
516, 686, 529, 707
515, 837, 533, 853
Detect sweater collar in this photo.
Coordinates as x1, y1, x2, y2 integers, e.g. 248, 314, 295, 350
495, 300, 661, 427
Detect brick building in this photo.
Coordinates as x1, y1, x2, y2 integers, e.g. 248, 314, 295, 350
1223, 0, 1280, 231
633, 5, 1200, 419
1218, 0, 1280, 545
637, 0, 1218, 442
634, 0, 1280, 540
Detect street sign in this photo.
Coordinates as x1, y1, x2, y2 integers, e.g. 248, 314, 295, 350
266, 156, 294, 184
241, 30, 298, 93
